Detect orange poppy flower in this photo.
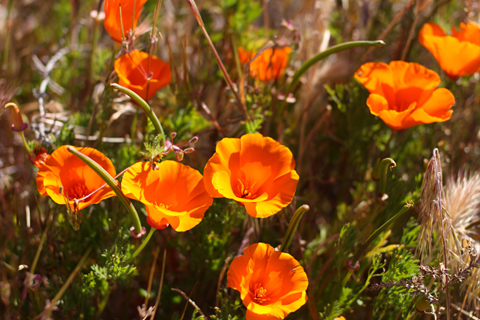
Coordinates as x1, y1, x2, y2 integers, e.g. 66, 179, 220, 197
418, 22, 480, 79
355, 61, 455, 131
239, 46, 292, 81
114, 50, 172, 101
121, 160, 213, 232
104, 0, 147, 43
36, 146, 117, 211
227, 242, 308, 320
203, 133, 298, 218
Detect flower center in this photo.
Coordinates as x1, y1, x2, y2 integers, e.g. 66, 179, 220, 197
252, 283, 270, 304
65, 183, 89, 200
237, 179, 257, 199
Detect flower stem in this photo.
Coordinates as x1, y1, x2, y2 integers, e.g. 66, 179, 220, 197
288, 40, 385, 93
30, 212, 54, 275
66, 146, 143, 235
38, 247, 92, 319
20, 131, 33, 154
280, 204, 310, 252
111, 83, 166, 146
131, 228, 156, 261
185, 0, 250, 121
349, 204, 411, 268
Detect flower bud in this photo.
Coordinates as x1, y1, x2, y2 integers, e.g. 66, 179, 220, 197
175, 151, 184, 161
189, 136, 199, 145
415, 295, 430, 313
184, 147, 195, 154
170, 132, 177, 139
5, 103, 28, 132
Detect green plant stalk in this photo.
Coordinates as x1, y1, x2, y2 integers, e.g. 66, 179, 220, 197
185, 0, 250, 121
30, 212, 54, 275
88, 13, 101, 86
350, 205, 411, 266
280, 204, 310, 252
131, 228, 156, 261
66, 146, 143, 234
111, 83, 166, 146
43, 247, 92, 319
288, 40, 385, 93
20, 131, 33, 154
149, 250, 167, 320
372, 157, 396, 195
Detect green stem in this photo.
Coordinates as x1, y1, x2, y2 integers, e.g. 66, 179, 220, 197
350, 205, 411, 267
131, 228, 156, 261
66, 146, 143, 235
20, 131, 33, 154
42, 247, 92, 319
280, 204, 310, 252
288, 40, 385, 93
372, 157, 396, 195
111, 83, 166, 146
30, 213, 54, 275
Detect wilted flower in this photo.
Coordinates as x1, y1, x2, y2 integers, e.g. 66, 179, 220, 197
28, 146, 50, 168
104, 0, 147, 43
418, 22, 480, 79
355, 61, 455, 131
121, 161, 213, 232
36, 146, 117, 211
227, 242, 308, 320
239, 46, 292, 82
203, 133, 299, 218
5, 102, 28, 132
114, 50, 172, 101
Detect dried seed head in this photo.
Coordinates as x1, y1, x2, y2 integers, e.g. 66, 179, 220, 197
417, 149, 449, 262
443, 172, 480, 308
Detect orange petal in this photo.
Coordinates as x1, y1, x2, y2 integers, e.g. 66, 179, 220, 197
36, 145, 117, 211
419, 22, 480, 78
203, 138, 241, 198
246, 309, 282, 320
452, 22, 480, 46
355, 62, 395, 104
115, 50, 171, 101
123, 160, 212, 232
104, 0, 148, 43
407, 88, 454, 125
389, 61, 440, 94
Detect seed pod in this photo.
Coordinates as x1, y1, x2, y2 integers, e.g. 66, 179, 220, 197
415, 295, 430, 313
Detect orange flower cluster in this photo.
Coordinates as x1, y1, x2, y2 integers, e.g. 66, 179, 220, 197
355, 61, 454, 131
419, 22, 480, 79
227, 243, 308, 320
122, 161, 213, 232
114, 49, 172, 101
238, 46, 292, 82
203, 133, 299, 218
104, 0, 147, 43
36, 146, 117, 211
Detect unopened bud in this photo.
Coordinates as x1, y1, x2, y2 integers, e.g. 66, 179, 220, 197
175, 151, 184, 161
184, 147, 195, 154
189, 136, 199, 145
415, 295, 430, 313
170, 132, 177, 139
5, 103, 28, 132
